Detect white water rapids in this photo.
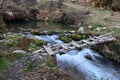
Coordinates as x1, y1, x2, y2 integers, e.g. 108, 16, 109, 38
25, 33, 120, 80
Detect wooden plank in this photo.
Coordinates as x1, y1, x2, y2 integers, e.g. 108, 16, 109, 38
82, 40, 91, 44
43, 46, 54, 55
71, 42, 80, 48
89, 38, 96, 41
79, 44, 87, 47
60, 44, 68, 49
33, 48, 44, 54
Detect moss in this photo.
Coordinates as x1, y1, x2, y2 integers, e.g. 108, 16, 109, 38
81, 34, 87, 39
30, 38, 47, 47
0, 52, 9, 75
91, 23, 105, 29
28, 44, 37, 51
44, 55, 57, 68
46, 60, 56, 67
71, 33, 81, 41
48, 30, 55, 35
2, 34, 22, 47
59, 33, 88, 42
59, 35, 72, 43
6, 34, 22, 41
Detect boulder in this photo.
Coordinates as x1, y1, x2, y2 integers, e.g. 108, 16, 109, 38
111, 0, 120, 11
2, 11, 28, 21
13, 50, 26, 54
85, 54, 93, 60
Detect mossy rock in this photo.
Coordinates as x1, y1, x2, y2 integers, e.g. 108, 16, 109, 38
3, 34, 23, 47
81, 34, 87, 39
70, 33, 81, 41
59, 35, 72, 43
6, 34, 22, 40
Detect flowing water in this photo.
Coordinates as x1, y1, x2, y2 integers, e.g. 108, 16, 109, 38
29, 34, 120, 80
6, 20, 120, 80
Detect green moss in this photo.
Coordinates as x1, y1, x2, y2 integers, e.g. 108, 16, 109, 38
6, 34, 22, 41
48, 30, 55, 35
44, 55, 57, 68
59, 35, 72, 43
28, 44, 37, 51
30, 39, 47, 47
2, 34, 22, 47
91, 23, 105, 29
46, 61, 56, 67
60, 33, 88, 42
71, 33, 81, 41
0, 52, 9, 75
81, 34, 87, 39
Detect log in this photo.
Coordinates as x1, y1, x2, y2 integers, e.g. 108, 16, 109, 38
33, 48, 44, 54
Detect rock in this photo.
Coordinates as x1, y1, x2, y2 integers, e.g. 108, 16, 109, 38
85, 55, 93, 60
78, 27, 85, 33
95, 27, 101, 32
13, 50, 26, 54
88, 25, 92, 29
111, 0, 120, 11
102, 27, 106, 30
3, 11, 28, 21
0, 34, 4, 40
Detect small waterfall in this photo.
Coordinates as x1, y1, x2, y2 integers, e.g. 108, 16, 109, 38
34, 32, 63, 44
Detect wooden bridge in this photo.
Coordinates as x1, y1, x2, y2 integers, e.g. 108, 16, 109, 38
33, 32, 116, 56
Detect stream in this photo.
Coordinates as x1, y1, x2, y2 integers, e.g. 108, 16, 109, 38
6, 20, 120, 80
26, 33, 120, 80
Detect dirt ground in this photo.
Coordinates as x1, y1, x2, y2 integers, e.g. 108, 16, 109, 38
63, 1, 120, 37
